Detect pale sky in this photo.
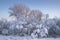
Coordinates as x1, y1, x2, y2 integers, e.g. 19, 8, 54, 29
0, 0, 60, 19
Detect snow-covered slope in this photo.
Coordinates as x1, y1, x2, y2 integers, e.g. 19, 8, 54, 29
0, 35, 60, 40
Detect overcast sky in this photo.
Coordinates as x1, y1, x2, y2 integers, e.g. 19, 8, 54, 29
0, 0, 60, 19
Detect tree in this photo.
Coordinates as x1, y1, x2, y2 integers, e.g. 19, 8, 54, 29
28, 10, 43, 21
45, 19, 60, 37
9, 4, 30, 21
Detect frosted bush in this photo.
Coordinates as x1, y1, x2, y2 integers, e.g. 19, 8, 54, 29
31, 23, 49, 38
31, 32, 38, 38
2, 29, 9, 35
0, 17, 59, 38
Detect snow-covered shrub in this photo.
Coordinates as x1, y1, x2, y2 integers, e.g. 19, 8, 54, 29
56, 19, 60, 27
0, 18, 10, 35
31, 23, 48, 38
2, 29, 9, 35
44, 18, 60, 37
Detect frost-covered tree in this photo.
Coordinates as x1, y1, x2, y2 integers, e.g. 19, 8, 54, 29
0, 18, 10, 35
28, 10, 43, 21
9, 4, 30, 21
45, 18, 60, 37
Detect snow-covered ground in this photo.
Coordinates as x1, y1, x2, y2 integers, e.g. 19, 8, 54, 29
0, 35, 60, 40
